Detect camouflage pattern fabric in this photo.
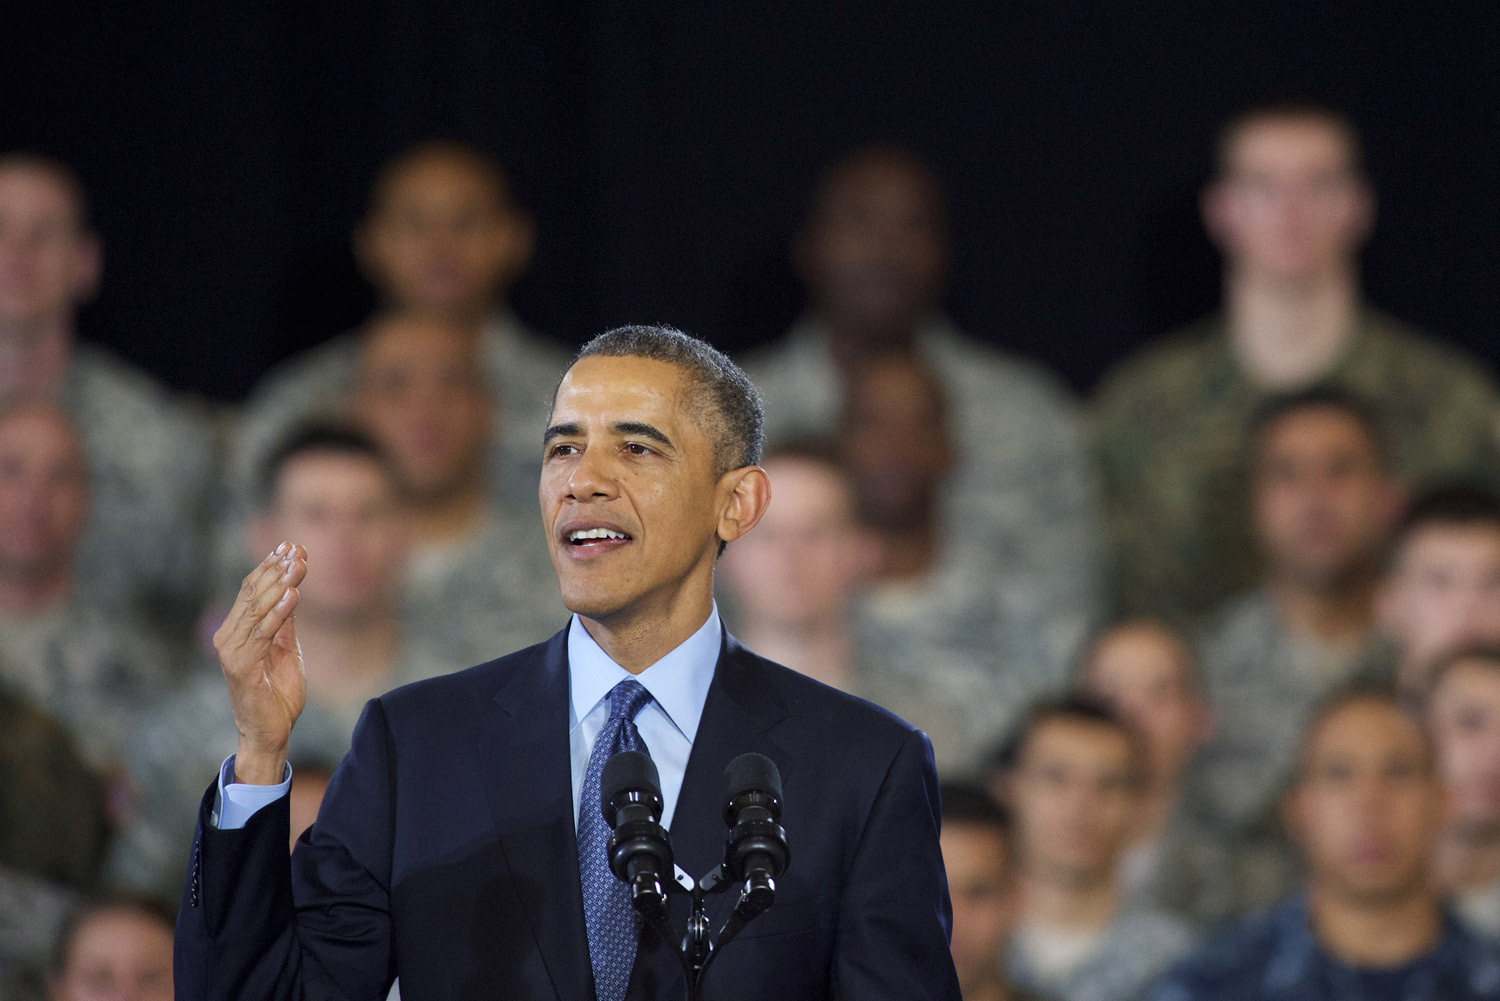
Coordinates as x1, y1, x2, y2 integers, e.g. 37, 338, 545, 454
1008, 904, 1196, 1001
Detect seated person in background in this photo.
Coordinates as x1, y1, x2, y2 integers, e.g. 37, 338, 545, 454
0, 401, 178, 771
233, 139, 568, 517
742, 144, 1101, 661
839, 354, 1088, 769
939, 782, 1050, 1001
1425, 647, 1500, 940
717, 440, 975, 771
997, 698, 1193, 1001
1197, 388, 1400, 829
109, 426, 454, 898
0, 689, 110, 997
1377, 486, 1500, 694
0, 154, 212, 627
1152, 687, 1500, 1000
1076, 620, 1253, 926
1095, 101, 1500, 622
350, 310, 564, 662
46, 894, 174, 1001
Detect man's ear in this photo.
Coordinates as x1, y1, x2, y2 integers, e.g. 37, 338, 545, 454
716, 465, 772, 547
72, 232, 102, 304
1199, 182, 1233, 252
1280, 786, 1305, 848
495, 209, 536, 288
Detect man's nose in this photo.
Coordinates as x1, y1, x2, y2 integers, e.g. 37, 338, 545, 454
566, 445, 616, 500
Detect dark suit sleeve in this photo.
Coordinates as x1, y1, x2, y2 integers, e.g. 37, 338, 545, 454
831, 727, 961, 1001
174, 699, 397, 1001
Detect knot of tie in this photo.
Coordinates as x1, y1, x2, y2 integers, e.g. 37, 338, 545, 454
609, 678, 653, 723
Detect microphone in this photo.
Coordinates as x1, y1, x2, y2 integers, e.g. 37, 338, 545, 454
602, 750, 674, 923
720, 753, 790, 920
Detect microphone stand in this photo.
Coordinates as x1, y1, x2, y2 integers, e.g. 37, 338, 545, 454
648, 863, 777, 1001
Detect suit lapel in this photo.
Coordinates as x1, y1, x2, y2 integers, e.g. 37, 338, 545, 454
478, 630, 593, 1001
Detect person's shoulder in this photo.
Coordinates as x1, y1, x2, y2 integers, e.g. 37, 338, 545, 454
242, 329, 364, 413
1361, 308, 1499, 391
725, 639, 925, 755
1093, 316, 1227, 413
1149, 899, 1289, 999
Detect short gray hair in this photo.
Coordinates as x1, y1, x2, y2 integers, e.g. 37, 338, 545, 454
567, 324, 764, 475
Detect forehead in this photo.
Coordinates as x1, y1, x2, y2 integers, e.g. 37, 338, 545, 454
819, 157, 940, 218
761, 458, 854, 520
846, 361, 943, 418
1433, 660, 1500, 709
553, 354, 692, 417
275, 451, 394, 502
1258, 407, 1374, 458
376, 154, 505, 211
1398, 523, 1500, 570
1304, 700, 1425, 765
1224, 117, 1356, 174
1024, 718, 1133, 767
0, 165, 82, 223
1089, 625, 1190, 686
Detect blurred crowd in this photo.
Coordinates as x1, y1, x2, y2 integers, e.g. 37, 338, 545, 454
4, 100, 1500, 1000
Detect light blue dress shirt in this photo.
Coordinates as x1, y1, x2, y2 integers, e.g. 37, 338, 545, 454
213, 606, 723, 832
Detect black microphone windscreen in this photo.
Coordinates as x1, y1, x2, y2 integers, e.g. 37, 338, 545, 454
601, 750, 662, 806
722, 752, 782, 804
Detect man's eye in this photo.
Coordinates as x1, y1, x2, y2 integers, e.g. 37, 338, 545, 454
549, 444, 579, 458
626, 442, 652, 456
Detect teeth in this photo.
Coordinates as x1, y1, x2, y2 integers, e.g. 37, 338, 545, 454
569, 528, 628, 541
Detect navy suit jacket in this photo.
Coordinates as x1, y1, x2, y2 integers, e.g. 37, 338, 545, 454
174, 627, 960, 1000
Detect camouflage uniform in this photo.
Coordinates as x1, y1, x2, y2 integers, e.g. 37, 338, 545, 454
742, 313, 1105, 696
1093, 308, 1500, 620
848, 530, 1085, 778
61, 343, 215, 623
230, 311, 570, 515
1193, 588, 1391, 830
1008, 904, 1196, 1001
0, 867, 74, 1001
107, 640, 456, 899
0, 593, 179, 771
399, 507, 569, 667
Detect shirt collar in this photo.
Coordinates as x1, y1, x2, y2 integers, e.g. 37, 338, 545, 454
567, 603, 722, 743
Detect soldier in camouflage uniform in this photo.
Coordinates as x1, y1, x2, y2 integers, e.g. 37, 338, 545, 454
0, 689, 109, 999
348, 310, 567, 664
839, 355, 1091, 767
110, 426, 463, 898
1196, 390, 1400, 830
1094, 103, 1500, 622
229, 140, 570, 526
739, 145, 1102, 656
999, 699, 1195, 1001
0, 155, 213, 628
0, 403, 179, 772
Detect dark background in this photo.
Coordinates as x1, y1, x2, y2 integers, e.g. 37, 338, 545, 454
4, 2, 1496, 402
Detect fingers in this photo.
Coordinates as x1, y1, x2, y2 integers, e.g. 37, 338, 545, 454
215, 542, 309, 659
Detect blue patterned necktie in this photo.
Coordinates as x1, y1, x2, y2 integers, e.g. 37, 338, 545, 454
578, 678, 655, 1001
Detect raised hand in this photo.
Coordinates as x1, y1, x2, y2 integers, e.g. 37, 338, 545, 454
213, 541, 309, 785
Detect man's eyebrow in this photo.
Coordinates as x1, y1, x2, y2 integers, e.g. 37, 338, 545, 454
543, 422, 580, 444
615, 422, 674, 449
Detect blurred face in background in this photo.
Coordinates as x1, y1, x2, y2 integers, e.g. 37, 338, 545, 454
356, 148, 533, 318
0, 163, 98, 330
51, 907, 173, 1001
719, 455, 873, 631
354, 314, 491, 503
1428, 658, 1500, 840
1203, 115, 1372, 286
841, 357, 952, 532
1009, 718, 1141, 888
799, 150, 948, 347
255, 452, 409, 624
1252, 407, 1397, 591
1287, 699, 1442, 906
1380, 524, 1500, 688
0, 404, 88, 586
941, 822, 1016, 993
1081, 622, 1209, 788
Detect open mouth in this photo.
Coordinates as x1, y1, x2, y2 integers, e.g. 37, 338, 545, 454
565, 527, 633, 552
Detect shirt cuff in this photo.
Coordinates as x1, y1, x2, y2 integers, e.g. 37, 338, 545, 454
210, 754, 293, 830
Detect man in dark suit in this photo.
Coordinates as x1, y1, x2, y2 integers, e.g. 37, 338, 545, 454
175, 325, 960, 1000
